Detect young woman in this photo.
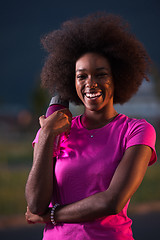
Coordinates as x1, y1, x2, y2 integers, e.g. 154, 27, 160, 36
25, 13, 157, 240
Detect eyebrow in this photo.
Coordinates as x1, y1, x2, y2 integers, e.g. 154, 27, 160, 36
76, 67, 109, 72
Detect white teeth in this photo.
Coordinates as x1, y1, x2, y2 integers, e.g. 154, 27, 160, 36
85, 92, 102, 98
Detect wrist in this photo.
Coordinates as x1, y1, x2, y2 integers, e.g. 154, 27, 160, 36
39, 127, 57, 139
42, 209, 52, 223
50, 203, 60, 225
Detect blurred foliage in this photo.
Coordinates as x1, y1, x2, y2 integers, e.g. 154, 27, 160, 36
0, 168, 29, 215
0, 139, 33, 167
0, 131, 159, 216
130, 161, 160, 204
0, 73, 159, 217
0, 161, 160, 216
31, 77, 50, 117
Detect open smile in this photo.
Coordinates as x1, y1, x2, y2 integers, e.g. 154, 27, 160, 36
84, 92, 102, 100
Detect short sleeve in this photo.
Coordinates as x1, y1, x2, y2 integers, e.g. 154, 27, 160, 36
32, 128, 41, 147
126, 120, 157, 166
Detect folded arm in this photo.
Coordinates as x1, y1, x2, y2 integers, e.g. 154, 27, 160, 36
25, 109, 72, 215
26, 144, 152, 223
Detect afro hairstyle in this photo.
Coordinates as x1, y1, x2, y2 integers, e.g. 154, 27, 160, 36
40, 12, 151, 105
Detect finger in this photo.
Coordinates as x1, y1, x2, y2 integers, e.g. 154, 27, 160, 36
64, 112, 72, 124
39, 115, 46, 126
27, 206, 30, 212
39, 115, 46, 121
59, 108, 72, 119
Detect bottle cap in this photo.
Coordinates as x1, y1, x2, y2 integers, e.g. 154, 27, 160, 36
49, 95, 69, 108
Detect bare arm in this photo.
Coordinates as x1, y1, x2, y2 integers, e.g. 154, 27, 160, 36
55, 145, 152, 222
25, 108, 72, 215
26, 144, 152, 223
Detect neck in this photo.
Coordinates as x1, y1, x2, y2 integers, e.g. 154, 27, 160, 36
82, 107, 118, 130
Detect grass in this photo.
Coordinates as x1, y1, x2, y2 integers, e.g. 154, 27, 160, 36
0, 131, 159, 217
0, 133, 33, 216
0, 161, 159, 217
0, 168, 29, 216
130, 161, 160, 204
0, 139, 33, 167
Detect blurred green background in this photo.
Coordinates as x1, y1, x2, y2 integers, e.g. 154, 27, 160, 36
0, 88, 159, 218
0, 0, 160, 227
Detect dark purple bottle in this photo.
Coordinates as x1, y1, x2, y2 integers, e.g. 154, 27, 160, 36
46, 95, 69, 157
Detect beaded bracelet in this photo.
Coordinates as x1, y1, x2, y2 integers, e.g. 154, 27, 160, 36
50, 203, 60, 225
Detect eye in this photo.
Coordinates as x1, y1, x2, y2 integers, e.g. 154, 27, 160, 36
96, 73, 109, 78
76, 74, 87, 80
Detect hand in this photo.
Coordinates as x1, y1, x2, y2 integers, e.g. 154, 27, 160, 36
25, 206, 45, 224
39, 108, 72, 136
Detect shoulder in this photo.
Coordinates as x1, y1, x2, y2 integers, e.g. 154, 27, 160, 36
119, 114, 157, 165
126, 116, 156, 139
117, 114, 156, 135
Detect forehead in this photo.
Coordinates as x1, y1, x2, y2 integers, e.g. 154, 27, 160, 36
76, 52, 111, 70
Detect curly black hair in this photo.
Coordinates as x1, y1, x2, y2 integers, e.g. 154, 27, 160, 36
40, 12, 151, 105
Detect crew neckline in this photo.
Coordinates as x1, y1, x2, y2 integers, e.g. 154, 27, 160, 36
78, 113, 121, 131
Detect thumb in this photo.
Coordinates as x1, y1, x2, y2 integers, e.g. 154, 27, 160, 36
39, 115, 46, 127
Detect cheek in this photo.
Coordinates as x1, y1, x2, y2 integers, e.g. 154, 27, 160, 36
106, 83, 114, 99
109, 85, 114, 98
75, 80, 82, 99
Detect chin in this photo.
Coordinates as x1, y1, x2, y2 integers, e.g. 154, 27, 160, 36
85, 104, 103, 112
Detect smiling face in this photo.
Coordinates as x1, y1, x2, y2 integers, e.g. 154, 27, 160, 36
75, 52, 114, 113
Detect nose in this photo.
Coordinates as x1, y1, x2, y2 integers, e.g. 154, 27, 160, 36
86, 75, 98, 88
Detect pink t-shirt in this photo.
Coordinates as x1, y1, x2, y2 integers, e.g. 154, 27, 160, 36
33, 114, 157, 240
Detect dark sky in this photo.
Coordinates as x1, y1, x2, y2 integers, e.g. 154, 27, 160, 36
1, 0, 160, 108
